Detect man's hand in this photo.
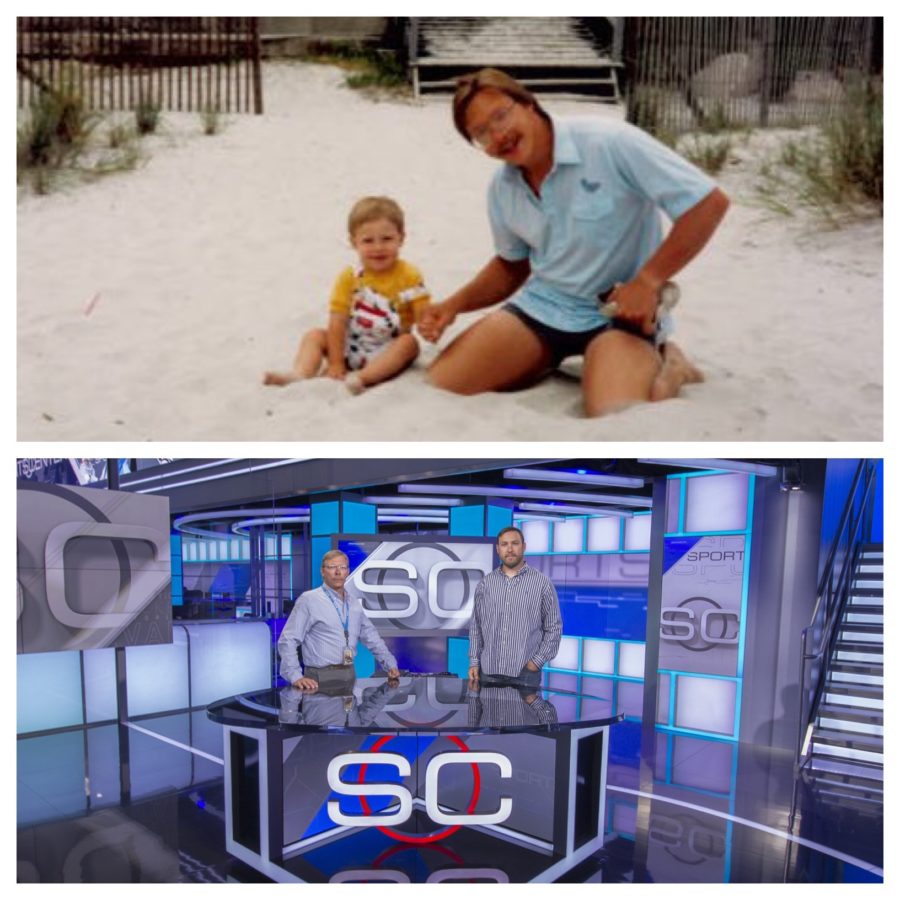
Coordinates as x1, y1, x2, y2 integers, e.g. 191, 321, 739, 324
524, 661, 540, 672
606, 273, 661, 336
386, 667, 400, 680
468, 665, 480, 687
293, 677, 319, 691
417, 302, 457, 344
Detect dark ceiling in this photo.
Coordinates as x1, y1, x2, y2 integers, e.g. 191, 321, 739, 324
108, 457, 802, 522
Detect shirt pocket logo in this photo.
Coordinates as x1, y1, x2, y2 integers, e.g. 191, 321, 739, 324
572, 191, 615, 221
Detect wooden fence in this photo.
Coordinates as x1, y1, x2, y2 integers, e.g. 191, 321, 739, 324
623, 17, 880, 134
17, 17, 263, 114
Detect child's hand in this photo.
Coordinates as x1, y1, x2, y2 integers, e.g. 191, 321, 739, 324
326, 362, 347, 380
417, 303, 455, 343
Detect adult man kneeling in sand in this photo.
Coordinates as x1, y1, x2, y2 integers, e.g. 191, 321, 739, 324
417, 68, 729, 417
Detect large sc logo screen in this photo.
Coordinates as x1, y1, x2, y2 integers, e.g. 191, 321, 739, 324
342, 539, 494, 630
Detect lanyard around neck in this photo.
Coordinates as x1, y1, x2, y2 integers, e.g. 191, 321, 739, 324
325, 587, 350, 640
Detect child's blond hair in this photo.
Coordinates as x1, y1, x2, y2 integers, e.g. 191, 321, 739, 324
347, 196, 405, 238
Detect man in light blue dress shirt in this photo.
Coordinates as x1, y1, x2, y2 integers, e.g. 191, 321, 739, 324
278, 549, 400, 690
419, 68, 730, 419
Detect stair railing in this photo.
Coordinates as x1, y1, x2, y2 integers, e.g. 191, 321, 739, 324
795, 459, 878, 773
405, 18, 420, 95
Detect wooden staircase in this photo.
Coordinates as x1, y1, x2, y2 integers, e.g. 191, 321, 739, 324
407, 17, 622, 101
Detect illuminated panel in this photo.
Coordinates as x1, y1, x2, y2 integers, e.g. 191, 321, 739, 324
521, 519, 550, 553
674, 676, 737, 736
547, 672, 578, 693
656, 674, 671, 725
587, 516, 620, 551
684, 473, 749, 532
187, 621, 272, 706
17, 650, 83, 734
665, 479, 681, 532
486, 504, 513, 538
125, 627, 190, 716
553, 518, 584, 553
624, 515, 651, 550
618, 642, 645, 679
311, 501, 339, 536
580, 681, 614, 718
549, 690, 578, 721
343, 500, 376, 534
83, 646, 117, 723
550, 635, 580, 670
583, 638, 615, 675
450, 505, 483, 536
616, 681, 644, 718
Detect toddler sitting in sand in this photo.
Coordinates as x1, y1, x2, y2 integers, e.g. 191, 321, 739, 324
263, 196, 430, 395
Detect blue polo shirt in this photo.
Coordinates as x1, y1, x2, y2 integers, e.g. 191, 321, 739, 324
488, 115, 717, 332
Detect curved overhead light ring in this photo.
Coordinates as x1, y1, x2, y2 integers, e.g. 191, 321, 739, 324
173, 506, 310, 539
232, 516, 311, 535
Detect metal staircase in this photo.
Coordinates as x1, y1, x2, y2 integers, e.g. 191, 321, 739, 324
805, 544, 883, 815
406, 17, 623, 101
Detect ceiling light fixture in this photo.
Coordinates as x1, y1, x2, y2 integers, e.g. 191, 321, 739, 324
377, 507, 449, 516
637, 459, 780, 477
504, 467, 644, 488
232, 515, 310, 535
174, 506, 310, 538
362, 495, 464, 507
517, 502, 634, 518
377, 515, 449, 524
398, 483, 651, 508
137, 459, 312, 493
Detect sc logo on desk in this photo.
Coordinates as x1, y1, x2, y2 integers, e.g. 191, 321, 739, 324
327, 749, 513, 827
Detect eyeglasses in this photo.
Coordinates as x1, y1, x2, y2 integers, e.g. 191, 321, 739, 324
469, 102, 517, 150
323, 565, 350, 573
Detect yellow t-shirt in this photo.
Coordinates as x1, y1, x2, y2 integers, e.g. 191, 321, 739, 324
328, 260, 430, 331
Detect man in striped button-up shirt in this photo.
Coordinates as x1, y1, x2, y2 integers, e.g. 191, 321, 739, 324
468, 526, 562, 686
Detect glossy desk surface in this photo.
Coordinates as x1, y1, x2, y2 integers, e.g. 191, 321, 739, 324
207, 674, 623, 735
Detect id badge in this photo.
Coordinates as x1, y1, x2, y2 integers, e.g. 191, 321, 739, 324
343, 646, 354, 665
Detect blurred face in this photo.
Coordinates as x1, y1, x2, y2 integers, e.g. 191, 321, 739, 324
351, 217, 404, 274
464, 88, 548, 170
322, 555, 350, 592
497, 530, 525, 570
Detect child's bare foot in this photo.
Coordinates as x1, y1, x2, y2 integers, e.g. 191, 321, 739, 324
262, 371, 301, 387
345, 373, 366, 395
650, 341, 704, 401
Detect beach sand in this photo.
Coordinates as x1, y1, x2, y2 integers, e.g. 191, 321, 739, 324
17, 61, 883, 441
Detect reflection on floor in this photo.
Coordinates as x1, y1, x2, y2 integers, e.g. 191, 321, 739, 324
17, 713, 883, 883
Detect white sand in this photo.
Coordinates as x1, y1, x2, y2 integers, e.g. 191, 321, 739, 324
17, 61, 883, 441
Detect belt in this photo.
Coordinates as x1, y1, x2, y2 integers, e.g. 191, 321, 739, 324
307, 663, 353, 672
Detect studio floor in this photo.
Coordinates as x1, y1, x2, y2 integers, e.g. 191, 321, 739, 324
17, 707, 883, 884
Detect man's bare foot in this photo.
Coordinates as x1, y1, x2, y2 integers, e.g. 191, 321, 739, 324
262, 371, 301, 387
650, 341, 704, 402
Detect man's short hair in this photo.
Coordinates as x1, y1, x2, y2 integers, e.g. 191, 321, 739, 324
452, 68, 550, 143
321, 549, 349, 567
496, 525, 525, 543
